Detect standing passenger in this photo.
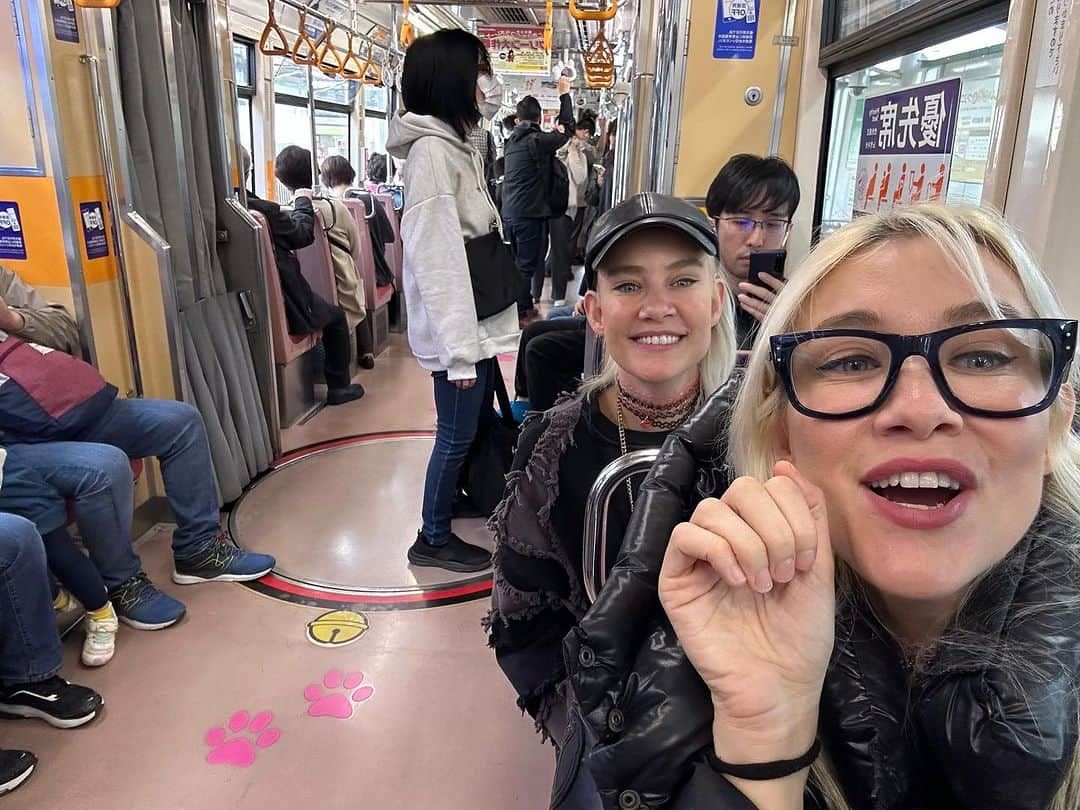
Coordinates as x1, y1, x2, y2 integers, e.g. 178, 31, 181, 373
387, 29, 519, 573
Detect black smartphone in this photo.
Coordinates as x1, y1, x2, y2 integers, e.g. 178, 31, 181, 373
748, 249, 787, 287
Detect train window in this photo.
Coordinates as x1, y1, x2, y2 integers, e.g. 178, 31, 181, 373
832, 0, 923, 41
233, 39, 254, 89
364, 117, 389, 172
273, 56, 310, 97
817, 23, 1006, 236
315, 108, 351, 164
363, 85, 388, 114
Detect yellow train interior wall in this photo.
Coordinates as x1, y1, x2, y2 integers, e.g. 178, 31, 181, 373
675, 0, 808, 198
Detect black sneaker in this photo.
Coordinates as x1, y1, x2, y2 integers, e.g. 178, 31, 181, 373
407, 531, 492, 573
450, 492, 487, 520
0, 750, 35, 796
0, 676, 103, 729
327, 383, 365, 405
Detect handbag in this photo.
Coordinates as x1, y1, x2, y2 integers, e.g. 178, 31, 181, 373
0, 336, 117, 441
460, 364, 519, 516
465, 227, 521, 320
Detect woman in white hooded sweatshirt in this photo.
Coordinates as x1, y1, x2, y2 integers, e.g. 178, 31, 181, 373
387, 29, 521, 573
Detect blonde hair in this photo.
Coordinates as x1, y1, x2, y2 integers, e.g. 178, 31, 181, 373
581, 255, 738, 399
725, 204, 1080, 808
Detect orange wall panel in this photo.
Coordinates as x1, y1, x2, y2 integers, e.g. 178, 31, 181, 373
68, 174, 118, 284
0, 175, 69, 287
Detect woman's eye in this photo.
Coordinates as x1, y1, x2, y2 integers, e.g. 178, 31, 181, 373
672, 277, 698, 288
951, 351, 1014, 371
818, 354, 879, 374
613, 282, 640, 294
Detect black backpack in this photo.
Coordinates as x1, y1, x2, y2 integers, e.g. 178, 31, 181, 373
528, 134, 570, 219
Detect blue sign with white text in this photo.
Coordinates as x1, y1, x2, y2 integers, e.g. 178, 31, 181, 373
80, 202, 109, 260
50, 0, 80, 44
714, 0, 759, 60
0, 202, 27, 261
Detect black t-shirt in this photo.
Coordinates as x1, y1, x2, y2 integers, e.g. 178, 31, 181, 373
509, 394, 671, 597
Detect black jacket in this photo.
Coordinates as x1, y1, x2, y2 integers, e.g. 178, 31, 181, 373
563, 385, 1080, 809
248, 194, 337, 335
502, 93, 576, 221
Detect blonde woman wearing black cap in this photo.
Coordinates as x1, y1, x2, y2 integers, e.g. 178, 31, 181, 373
485, 193, 738, 757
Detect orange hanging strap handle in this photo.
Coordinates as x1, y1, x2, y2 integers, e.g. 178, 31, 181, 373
569, 0, 618, 22
583, 22, 615, 88
400, 0, 416, 48
544, 0, 553, 52
75, 0, 122, 8
340, 31, 367, 80
291, 9, 319, 66
316, 20, 346, 76
258, 0, 291, 56
362, 43, 383, 85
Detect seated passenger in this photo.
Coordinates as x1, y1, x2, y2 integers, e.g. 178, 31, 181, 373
243, 147, 365, 406
0, 512, 103, 751
388, 29, 519, 574
511, 296, 587, 418
0, 450, 117, 666
486, 193, 737, 745
706, 153, 800, 347
366, 153, 387, 191
565, 205, 1080, 808
0, 270, 276, 630
0, 263, 80, 356
320, 154, 356, 200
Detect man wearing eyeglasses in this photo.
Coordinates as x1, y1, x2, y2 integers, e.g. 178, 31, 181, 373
706, 154, 801, 348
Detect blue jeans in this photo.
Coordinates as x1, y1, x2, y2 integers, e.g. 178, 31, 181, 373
421, 358, 497, 545
2, 398, 221, 588
0, 513, 62, 686
546, 306, 576, 320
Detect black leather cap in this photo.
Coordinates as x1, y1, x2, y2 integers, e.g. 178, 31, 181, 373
584, 192, 719, 287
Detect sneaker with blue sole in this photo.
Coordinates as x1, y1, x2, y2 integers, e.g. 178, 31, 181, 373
107, 572, 186, 630
172, 535, 275, 585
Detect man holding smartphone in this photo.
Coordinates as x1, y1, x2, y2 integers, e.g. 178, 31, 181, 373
706, 154, 800, 347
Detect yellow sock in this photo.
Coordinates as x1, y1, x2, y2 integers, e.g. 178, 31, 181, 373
87, 602, 116, 622
53, 590, 72, 611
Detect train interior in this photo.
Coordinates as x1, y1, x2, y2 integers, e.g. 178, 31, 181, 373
1, 0, 1078, 806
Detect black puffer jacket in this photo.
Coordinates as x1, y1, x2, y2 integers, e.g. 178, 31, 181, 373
564, 385, 1080, 809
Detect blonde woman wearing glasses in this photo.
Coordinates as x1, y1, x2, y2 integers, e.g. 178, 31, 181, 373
706, 155, 800, 349
562, 205, 1080, 809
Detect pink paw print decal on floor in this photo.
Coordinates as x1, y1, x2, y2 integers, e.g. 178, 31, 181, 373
304, 669, 375, 719
205, 710, 281, 767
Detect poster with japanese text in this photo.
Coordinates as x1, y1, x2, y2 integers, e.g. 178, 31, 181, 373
714, 0, 759, 59
853, 78, 962, 217
476, 25, 551, 76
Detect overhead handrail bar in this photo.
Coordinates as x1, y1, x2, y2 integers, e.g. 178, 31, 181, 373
569, 0, 618, 22
258, 0, 291, 55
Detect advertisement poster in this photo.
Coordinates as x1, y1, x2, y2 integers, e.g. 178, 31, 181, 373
50, 0, 79, 44
853, 78, 962, 217
0, 202, 27, 261
79, 202, 109, 260
476, 25, 551, 76
714, 0, 759, 60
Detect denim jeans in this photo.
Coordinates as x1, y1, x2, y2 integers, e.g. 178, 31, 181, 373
507, 218, 549, 312
0, 513, 62, 686
421, 358, 497, 545
2, 398, 221, 588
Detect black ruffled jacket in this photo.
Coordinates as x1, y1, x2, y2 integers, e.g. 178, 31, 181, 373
563, 384, 1080, 809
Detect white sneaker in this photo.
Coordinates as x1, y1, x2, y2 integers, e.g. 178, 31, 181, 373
553, 299, 566, 307
81, 604, 118, 667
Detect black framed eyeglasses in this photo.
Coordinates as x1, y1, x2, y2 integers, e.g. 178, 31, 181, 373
715, 216, 792, 245
770, 319, 1078, 420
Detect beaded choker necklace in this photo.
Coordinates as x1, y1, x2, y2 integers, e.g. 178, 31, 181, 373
614, 375, 702, 511
615, 375, 702, 430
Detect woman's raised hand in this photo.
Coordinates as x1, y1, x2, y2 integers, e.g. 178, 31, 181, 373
658, 461, 835, 761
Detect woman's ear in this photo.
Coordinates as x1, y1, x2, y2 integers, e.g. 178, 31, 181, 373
712, 275, 725, 326
582, 290, 604, 337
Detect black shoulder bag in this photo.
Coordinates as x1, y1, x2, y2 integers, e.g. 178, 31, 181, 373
465, 220, 521, 320
459, 365, 520, 516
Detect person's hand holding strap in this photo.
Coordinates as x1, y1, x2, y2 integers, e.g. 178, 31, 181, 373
659, 461, 835, 807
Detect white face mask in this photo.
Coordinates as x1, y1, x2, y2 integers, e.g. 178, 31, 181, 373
477, 73, 505, 120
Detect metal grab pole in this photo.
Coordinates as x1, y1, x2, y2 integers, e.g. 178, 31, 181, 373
80, 54, 144, 398
769, 0, 800, 157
